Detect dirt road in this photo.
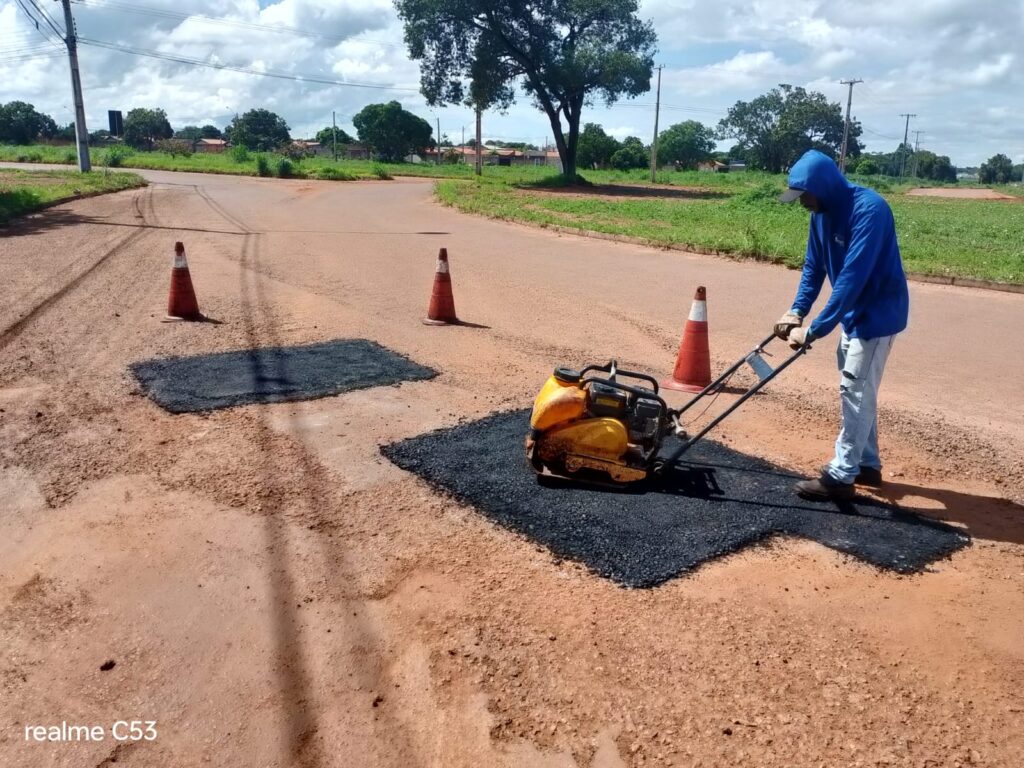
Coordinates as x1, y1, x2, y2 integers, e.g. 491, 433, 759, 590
2, 171, 1022, 768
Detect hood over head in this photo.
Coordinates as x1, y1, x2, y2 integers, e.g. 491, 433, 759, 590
780, 150, 852, 208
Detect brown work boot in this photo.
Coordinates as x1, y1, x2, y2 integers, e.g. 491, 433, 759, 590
855, 466, 883, 487
795, 473, 855, 502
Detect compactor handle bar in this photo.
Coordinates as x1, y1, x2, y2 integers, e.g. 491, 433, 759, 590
655, 333, 811, 474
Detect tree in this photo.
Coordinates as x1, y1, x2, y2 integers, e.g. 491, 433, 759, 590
717, 85, 861, 173
200, 124, 222, 139
123, 108, 173, 150
174, 125, 202, 141
979, 153, 1014, 184
56, 123, 77, 142
395, 0, 657, 180
352, 101, 433, 162
854, 158, 878, 175
315, 126, 354, 147
657, 120, 715, 169
0, 101, 58, 144
577, 123, 620, 169
913, 150, 957, 183
226, 109, 290, 151
610, 136, 647, 169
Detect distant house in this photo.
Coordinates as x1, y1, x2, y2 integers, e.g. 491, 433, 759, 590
295, 140, 332, 157
195, 138, 228, 153
697, 160, 727, 172
341, 143, 371, 161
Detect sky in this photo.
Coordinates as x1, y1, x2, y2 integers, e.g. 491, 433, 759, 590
1, 0, 1021, 166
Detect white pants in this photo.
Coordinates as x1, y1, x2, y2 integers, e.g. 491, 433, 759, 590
825, 332, 897, 484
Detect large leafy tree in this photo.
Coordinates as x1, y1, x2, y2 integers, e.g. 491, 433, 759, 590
175, 125, 203, 141
200, 124, 222, 139
352, 101, 433, 162
610, 136, 647, 169
123, 108, 173, 150
717, 85, 861, 173
979, 153, 1013, 184
577, 123, 620, 169
0, 101, 58, 144
394, 0, 657, 180
657, 120, 716, 169
315, 126, 354, 146
226, 109, 290, 151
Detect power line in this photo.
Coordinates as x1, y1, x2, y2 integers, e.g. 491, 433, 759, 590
12, 0, 65, 48
77, 36, 423, 92
24, 0, 67, 40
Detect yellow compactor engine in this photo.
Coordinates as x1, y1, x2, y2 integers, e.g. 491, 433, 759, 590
525, 362, 673, 485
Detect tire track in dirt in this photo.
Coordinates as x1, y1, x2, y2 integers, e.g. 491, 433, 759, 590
0, 188, 155, 351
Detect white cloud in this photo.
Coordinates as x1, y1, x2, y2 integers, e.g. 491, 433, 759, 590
1, 0, 1020, 164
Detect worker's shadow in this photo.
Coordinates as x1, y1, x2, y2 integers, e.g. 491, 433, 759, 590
868, 482, 1024, 547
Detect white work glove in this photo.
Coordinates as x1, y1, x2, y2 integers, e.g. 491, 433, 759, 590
787, 326, 814, 350
774, 311, 803, 340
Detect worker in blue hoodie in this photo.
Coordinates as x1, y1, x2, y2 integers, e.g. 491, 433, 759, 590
774, 149, 910, 501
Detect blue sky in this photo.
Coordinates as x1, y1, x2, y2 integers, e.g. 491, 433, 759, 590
1, 0, 1020, 166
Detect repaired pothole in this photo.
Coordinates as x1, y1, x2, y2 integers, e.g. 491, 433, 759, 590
131, 339, 437, 413
383, 409, 969, 587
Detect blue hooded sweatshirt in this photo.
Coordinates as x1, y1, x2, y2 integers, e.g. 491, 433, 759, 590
788, 150, 909, 340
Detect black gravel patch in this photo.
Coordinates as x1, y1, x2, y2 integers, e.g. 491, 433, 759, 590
131, 339, 436, 414
382, 409, 969, 588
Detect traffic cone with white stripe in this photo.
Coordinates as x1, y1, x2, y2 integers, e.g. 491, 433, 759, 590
662, 286, 712, 392
164, 241, 202, 322
423, 247, 458, 325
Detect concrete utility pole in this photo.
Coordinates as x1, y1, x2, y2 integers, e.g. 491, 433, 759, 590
436, 117, 441, 165
911, 130, 924, 178
60, 0, 91, 172
474, 107, 482, 176
649, 64, 663, 183
838, 78, 862, 174
898, 113, 916, 180
332, 110, 337, 161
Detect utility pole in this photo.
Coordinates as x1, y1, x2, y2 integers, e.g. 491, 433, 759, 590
332, 110, 337, 161
838, 78, 862, 174
649, 64, 663, 183
475, 107, 482, 176
898, 113, 916, 180
436, 117, 441, 165
911, 130, 924, 178
60, 0, 90, 172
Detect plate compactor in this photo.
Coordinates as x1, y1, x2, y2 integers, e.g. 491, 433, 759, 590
525, 334, 808, 486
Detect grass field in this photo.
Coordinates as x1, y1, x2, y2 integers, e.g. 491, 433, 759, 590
0, 168, 146, 224
436, 173, 1024, 284
4, 144, 1022, 283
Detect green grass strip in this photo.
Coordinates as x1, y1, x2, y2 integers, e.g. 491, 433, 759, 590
0, 168, 146, 224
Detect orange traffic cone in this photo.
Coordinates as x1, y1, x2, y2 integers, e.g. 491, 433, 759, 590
662, 286, 712, 392
423, 247, 458, 325
164, 241, 202, 322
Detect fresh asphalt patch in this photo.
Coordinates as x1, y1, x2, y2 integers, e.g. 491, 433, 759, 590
131, 339, 437, 413
382, 409, 969, 588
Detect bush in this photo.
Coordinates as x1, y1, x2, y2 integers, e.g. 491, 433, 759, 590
104, 146, 132, 167
277, 142, 310, 161
314, 166, 356, 181
371, 163, 392, 180
855, 158, 878, 175
230, 145, 251, 163
276, 158, 294, 178
154, 138, 193, 157
63, 151, 76, 164
256, 155, 271, 177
